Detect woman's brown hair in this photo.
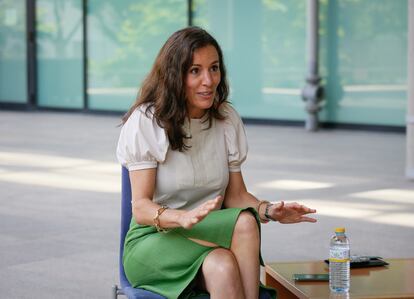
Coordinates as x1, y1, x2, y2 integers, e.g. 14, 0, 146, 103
122, 26, 229, 151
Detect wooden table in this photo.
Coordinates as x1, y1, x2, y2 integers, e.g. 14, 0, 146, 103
264, 258, 414, 299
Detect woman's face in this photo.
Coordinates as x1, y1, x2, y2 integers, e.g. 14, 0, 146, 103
185, 45, 221, 118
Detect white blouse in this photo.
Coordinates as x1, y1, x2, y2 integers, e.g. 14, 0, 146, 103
116, 103, 248, 210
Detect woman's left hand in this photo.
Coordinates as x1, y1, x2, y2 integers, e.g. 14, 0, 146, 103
267, 201, 317, 224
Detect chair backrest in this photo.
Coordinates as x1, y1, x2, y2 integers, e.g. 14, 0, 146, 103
119, 166, 133, 289
120, 167, 167, 299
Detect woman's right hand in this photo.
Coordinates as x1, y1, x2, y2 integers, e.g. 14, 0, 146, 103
178, 196, 223, 229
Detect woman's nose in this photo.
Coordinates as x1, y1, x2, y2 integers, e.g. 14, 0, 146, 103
202, 70, 213, 86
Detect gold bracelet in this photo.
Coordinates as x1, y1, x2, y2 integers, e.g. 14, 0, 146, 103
257, 200, 270, 223
153, 205, 169, 233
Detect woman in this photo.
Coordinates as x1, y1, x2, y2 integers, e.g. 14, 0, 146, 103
117, 26, 317, 299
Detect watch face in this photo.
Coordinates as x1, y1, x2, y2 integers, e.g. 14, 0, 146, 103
265, 203, 273, 220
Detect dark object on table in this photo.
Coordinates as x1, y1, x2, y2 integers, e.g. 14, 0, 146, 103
324, 256, 389, 268
293, 274, 329, 281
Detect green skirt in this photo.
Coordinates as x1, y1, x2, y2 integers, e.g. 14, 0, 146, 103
123, 207, 276, 299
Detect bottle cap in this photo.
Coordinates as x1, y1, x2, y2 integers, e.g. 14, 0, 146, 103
335, 227, 345, 233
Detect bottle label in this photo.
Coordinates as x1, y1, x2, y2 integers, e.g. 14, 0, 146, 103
329, 248, 350, 263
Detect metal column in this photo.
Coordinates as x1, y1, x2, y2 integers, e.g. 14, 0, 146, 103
302, 0, 323, 131
26, 0, 37, 107
407, 0, 414, 180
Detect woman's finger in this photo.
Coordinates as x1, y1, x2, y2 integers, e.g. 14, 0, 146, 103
300, 207, 317, 214
300, 216, 317, 222
293, 204, 316, 213
198, 209, 207, 216
206, 202, 218, 211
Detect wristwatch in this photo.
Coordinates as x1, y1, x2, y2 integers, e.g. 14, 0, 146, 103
264, 203, 274, 221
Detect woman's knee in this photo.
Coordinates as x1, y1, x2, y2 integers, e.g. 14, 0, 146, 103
202, 248, 239, 279
234, 211, 259, 237
201, 248, 244, 298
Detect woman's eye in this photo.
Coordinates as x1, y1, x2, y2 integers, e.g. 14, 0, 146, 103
190, 68, 199, 74
211, 65, 219, 72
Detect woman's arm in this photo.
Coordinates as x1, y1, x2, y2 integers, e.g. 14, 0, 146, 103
224, 171, 317, 224
223, 171, 268, 221
129, 169, 222, 230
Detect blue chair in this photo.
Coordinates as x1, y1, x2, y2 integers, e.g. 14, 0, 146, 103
113, 167, 273, 299
113, 167, 165, 299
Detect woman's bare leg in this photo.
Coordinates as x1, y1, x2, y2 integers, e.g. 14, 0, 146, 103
230, 211, 260, 299
185, 210, 260, 298
199, 248, 245, 299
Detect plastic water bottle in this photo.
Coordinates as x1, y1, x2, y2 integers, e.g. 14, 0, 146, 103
329, 227, 350, 293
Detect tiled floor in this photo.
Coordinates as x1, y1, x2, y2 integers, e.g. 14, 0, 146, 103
0, 110, 412, 298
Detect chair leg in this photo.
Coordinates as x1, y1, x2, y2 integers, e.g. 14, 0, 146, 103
112, 285, 119, 299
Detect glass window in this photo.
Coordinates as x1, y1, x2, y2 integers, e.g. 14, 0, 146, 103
319, 0, 407, 126
0, 0, 27, 103
36, 0, 83, 108
87, 0, 187, 111
193, 0, 308, 120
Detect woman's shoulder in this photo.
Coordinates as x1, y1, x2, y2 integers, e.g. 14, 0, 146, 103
125, 103, 163, 130
218, 102, 248, 170
117, 102, 169, 169
122, 103, 166, 140
128, 102, 155, 122
219, 101, 236, 114
219, 102, 243, 125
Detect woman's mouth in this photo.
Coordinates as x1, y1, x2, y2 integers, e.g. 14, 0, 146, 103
197, 91, 214, 99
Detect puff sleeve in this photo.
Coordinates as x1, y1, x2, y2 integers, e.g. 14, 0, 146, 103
116, 106, 169, 171
223, 104, 248, 172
